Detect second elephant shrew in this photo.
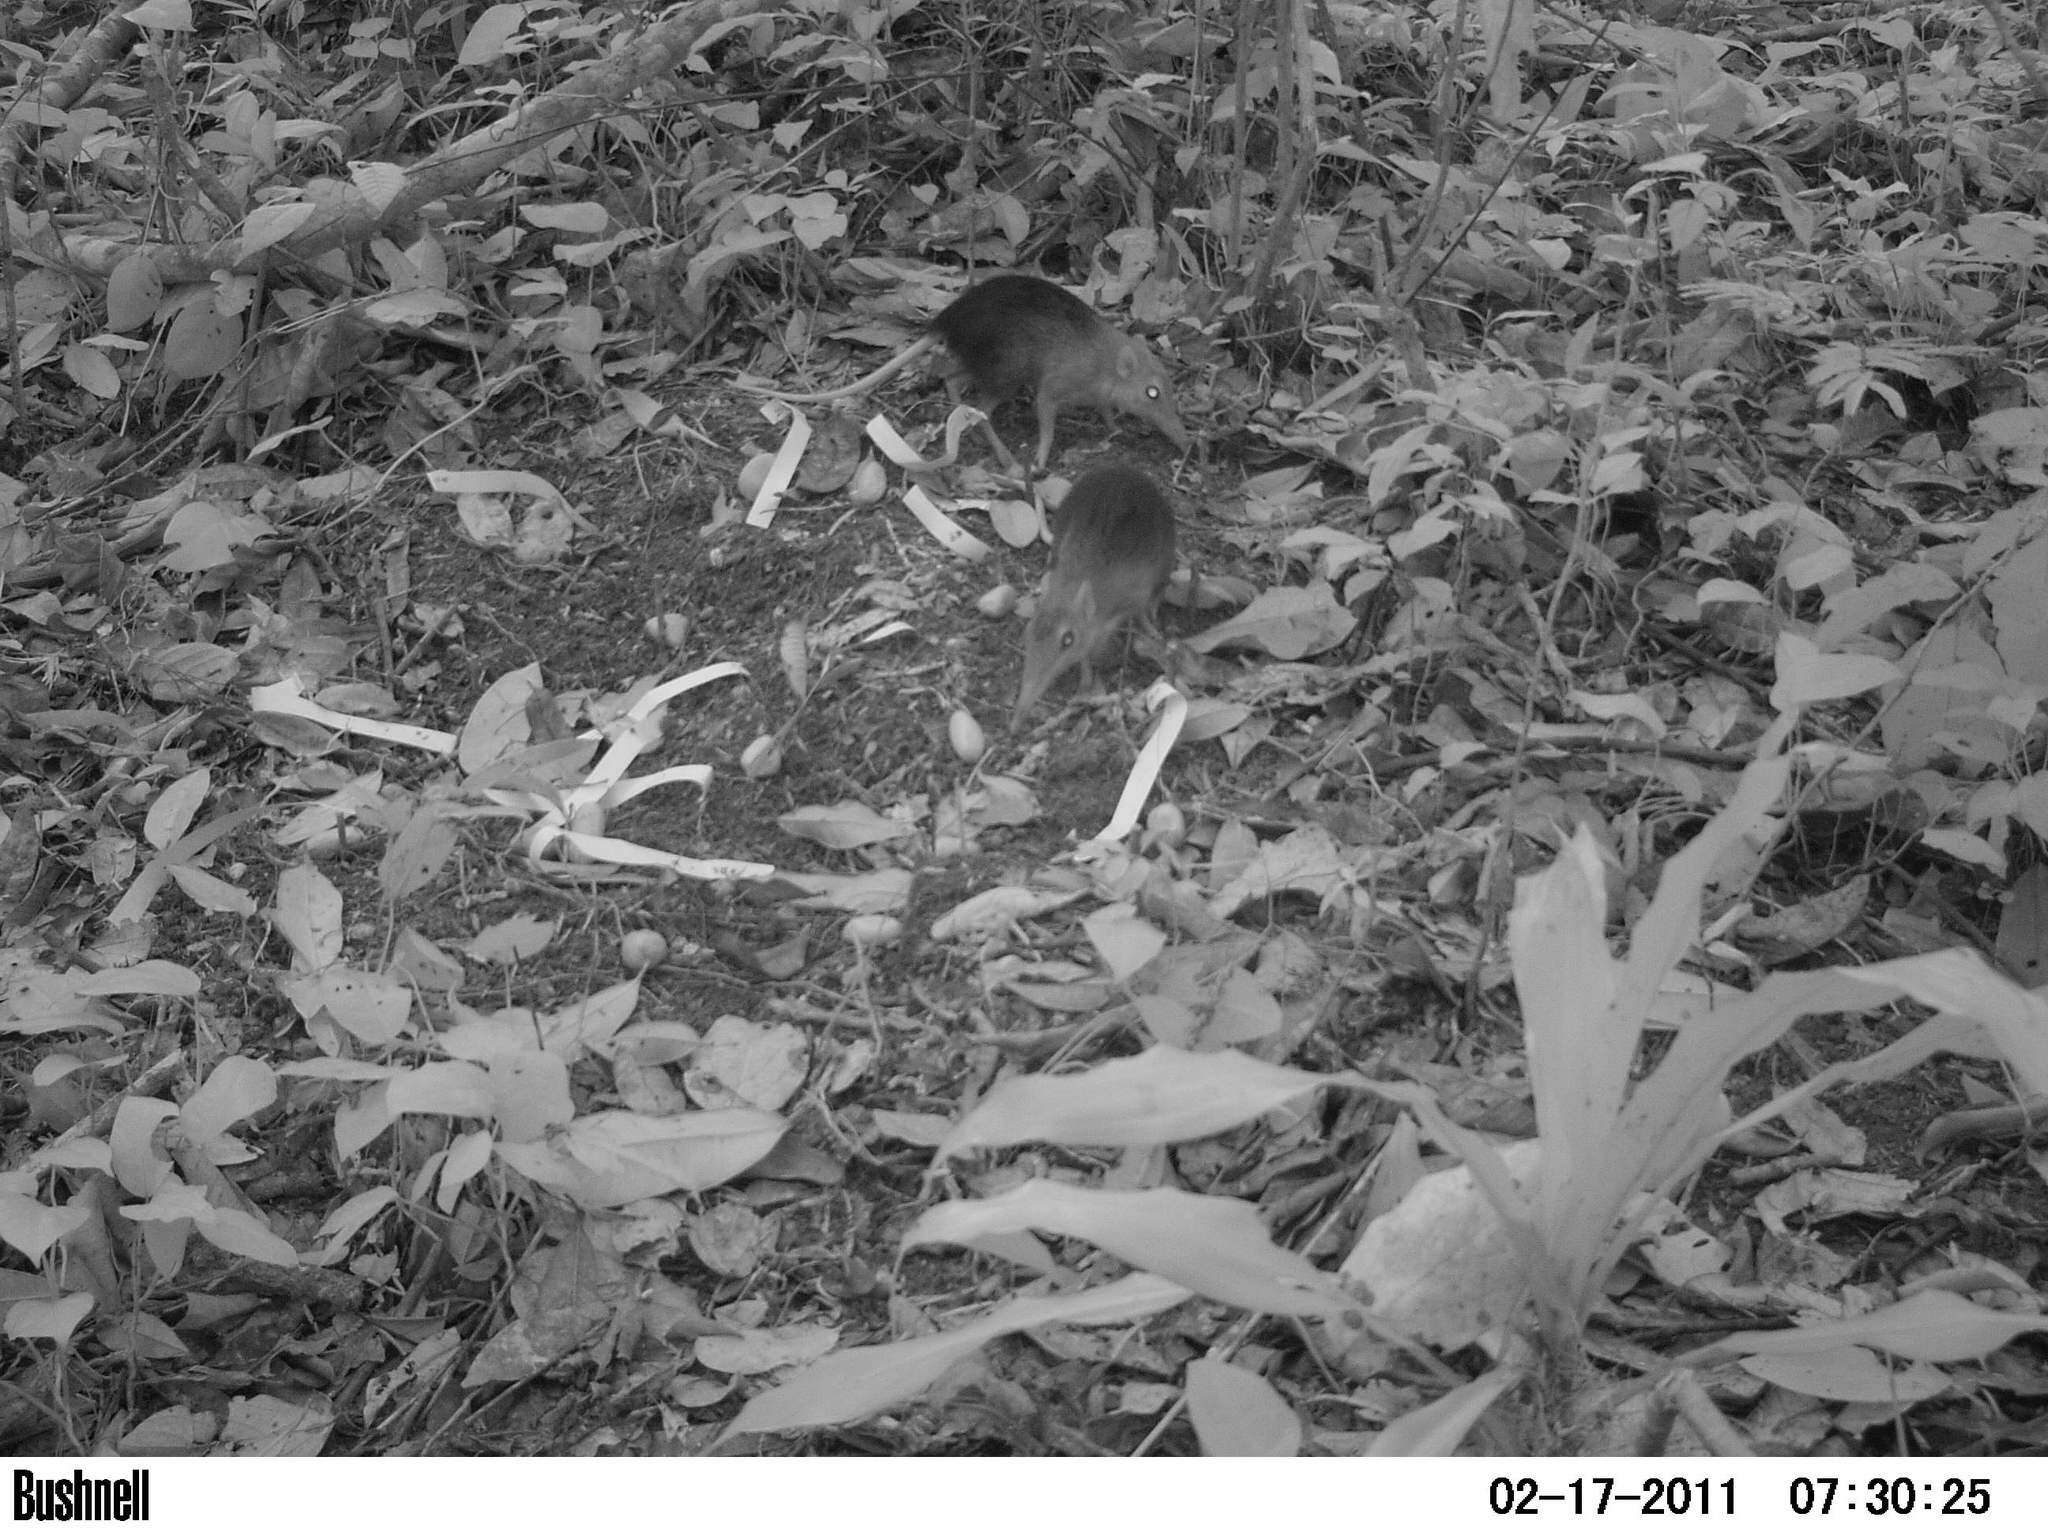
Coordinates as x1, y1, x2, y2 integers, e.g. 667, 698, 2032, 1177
1013, 464, 1176, 727
743, 273, 1189, 471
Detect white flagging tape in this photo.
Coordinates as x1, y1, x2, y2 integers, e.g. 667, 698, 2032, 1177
250, 678, 457, 754
426, 467, 574, 512
901, 485, 993, 562
572, 663, 747, 802
255, 667, 774, 883
1082, 682, 1187, 850
500, 662, 774, 882
745, 404, 812, 527
526, 821, 773, 883
865, 404, 988, 471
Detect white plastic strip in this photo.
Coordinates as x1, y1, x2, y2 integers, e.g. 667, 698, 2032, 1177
478, 662, 770, 882
902, 486, 992, 562
602, 761, 712, 807
526, 821, 773, 881
1082, 683, 1187, 849
426, 468, 570, 510
865, 404, 988, 470
575, 663, 748, 806
745, 405, 811, 527
248, 679, 457, 755
864, 413, 925, 469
